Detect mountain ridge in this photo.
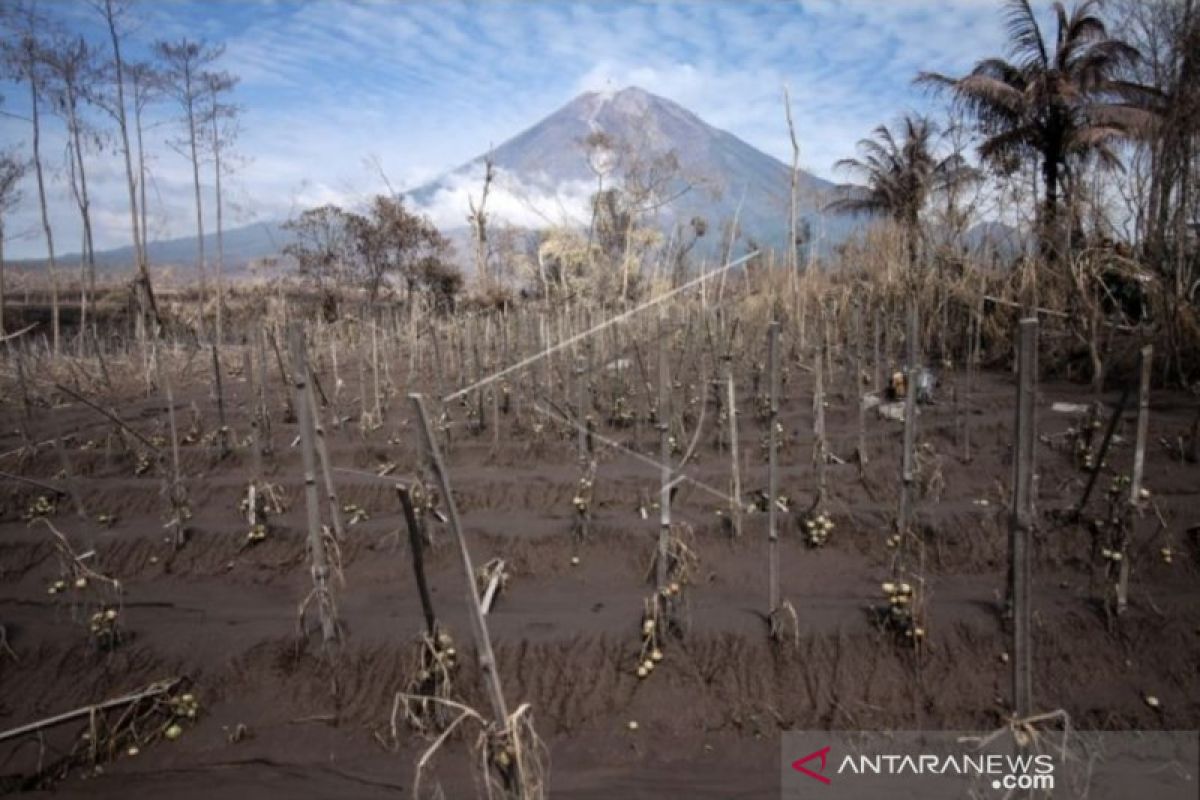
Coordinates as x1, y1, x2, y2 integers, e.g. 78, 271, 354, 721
15, 86, 857, 275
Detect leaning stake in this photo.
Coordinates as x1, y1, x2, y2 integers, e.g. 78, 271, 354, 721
409, 393, 509, 724
289, 323, 338, 645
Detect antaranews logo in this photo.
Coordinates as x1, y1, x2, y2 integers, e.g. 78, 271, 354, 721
789, 744, 1055, 792
783, 731, 1198, 799
791, 746, 832, 785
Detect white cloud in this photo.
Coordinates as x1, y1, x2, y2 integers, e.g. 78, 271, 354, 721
1, 0, 1030, 260
415, 164, 594, 233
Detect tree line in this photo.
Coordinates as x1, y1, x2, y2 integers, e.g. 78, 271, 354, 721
0, 0, 242, 346
825, 0, 1198, 384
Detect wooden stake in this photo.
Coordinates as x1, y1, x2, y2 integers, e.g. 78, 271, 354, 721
152, 342, 185, 550
767, 320, 781, 617
371, 316, 383, 421
576, 356, 588, 461
396, 483, 437, 637
724, 354, 742, 538
657, 318, 671, 593
854, 300, 868, 466
874, 307, 884, 393
307, 378, 345, 542
812, 319, 827, 509
1074, 387, 1131, 515
1010, 318, 1038, 718
1117, 345, 1152, 615
409, 393, 509, 724
897, 297, 919, 554
211, 343, 230, 458
289, 323, 337, 645
248, 337, 264, 480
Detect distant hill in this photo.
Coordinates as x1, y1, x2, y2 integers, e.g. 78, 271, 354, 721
10, 219, 288, 277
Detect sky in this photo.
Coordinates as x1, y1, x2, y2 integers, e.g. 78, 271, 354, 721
0, 0, 1019, 260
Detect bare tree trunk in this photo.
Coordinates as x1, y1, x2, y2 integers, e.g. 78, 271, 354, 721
783, 86, 801, 331
29, 76, 60, 356
135, 83, 149, 273
65, 103, 95, 357
185, 64, 206, 325
211, 105, 225, 345
100, 0, 158, 333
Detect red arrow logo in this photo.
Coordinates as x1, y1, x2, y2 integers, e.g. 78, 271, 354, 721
791, 746, 832, 784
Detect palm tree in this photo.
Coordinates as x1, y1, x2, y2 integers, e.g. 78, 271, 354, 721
827, 115, 974, 273
918, 0, 1148, 256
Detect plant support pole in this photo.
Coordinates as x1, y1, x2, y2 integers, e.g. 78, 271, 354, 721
767, 320, 781, 618
289, 323, 337, 644
1117, 345, 1152, 615
409, 393, 509, 725
1010, 318, 1037, 718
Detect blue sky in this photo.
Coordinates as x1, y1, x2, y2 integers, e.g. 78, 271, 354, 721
1, 0, 1016, 259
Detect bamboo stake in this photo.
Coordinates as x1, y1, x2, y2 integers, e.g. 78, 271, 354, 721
1073, 387, 1131, 515
0, 678, 180, 744
211, 343, 229, 458
724, 353, 742, 538
248, 336, 264, 480
51, 420, 85, 519
873, 307, 883, 394
409, 393, 509, 725
1117, 345, 1152, 615
396, 483, 437, 637
152, 343, 185, 550
576, 356, 588, 461
256, 327, 272, 455
371, 315, 383, 422
1010, 318, 1037, 718
657, 318, 671, 593
307, 378, 345, 542
812, 318, 827, 509
289, 323, 337, 645
896, 297, 919, 558
855, 300, 868, 465
767, 320, 781, 618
